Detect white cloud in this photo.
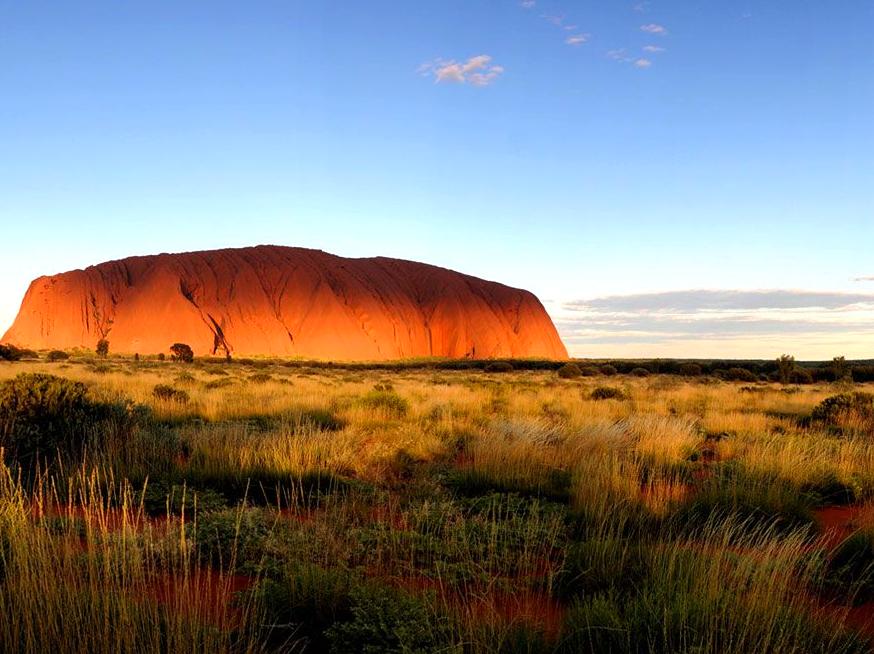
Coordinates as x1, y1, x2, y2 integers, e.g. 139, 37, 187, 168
643, 45, 665, 53
634, 58, 652, 68
420, 55, 505, 86
607, 48, 633, 63
855, 276, 874, 282
565, 34, 590, 46
520, 0, 535, 8
557, 289, 874, 359
633, 2, 650, 12
640, 23, 667, 35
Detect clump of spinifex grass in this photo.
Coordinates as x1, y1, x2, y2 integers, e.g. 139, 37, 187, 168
559, 515, 868, 654
0, 463, 267, 654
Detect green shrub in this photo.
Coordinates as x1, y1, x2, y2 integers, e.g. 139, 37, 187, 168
590, 386, 626, 401
46, 350, 69, 362
95, 339, 109, 357
484, 361, 514, 373
0, 344, 36, 361
193, 508, 274, 569
0, 373, 130, 463
812, 392, 874, 426
152, 384, 190, 404
0, 344, 23, 361
249, 373, 272, 384
170, 343, 194, 363
326, 583, 452, 653
630, 367, 650, 377
599, 364, 617, 376
257, 564, 360, 651
557, 363, 582, 379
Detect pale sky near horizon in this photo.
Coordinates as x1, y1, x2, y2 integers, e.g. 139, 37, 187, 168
1, 1, 872, 360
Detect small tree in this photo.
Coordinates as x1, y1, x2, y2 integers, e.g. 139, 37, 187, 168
776, 354, 795, 385
96, 339, 109, 358
170, 343, 194, 363
832, 356, 849, 382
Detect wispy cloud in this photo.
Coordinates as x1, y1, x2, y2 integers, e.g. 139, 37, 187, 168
855, 276, 874, 282
541, 14, 565, 27
607, 48, 632, 62
556, 289, 874, 359
565, 33, 590, 46
634, 58, 652, 68
633, 2, 651, 13
640, 23, 668, 35
419, 55, 505, 86
643, 45, 666, 53
520, 0, 536, 8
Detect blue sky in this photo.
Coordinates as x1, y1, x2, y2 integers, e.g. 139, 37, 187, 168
1, 1, 872, 358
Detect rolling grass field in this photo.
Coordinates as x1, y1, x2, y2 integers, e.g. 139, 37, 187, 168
2, 356, 874, 653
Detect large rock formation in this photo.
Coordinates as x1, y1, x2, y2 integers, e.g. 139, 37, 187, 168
2, 246, 567, 360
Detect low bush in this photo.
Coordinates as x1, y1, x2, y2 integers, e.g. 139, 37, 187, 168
46, 350, 69, 362
484, 361, 514, 373
326, 583, 452, 653
591, 386, 627, 401
152, 384, 190, 404
630, 367, 650, 377
599, 364, 617, 376
0, 373, 134, 464
812, 392, 874, 427
557, 363, 583, 379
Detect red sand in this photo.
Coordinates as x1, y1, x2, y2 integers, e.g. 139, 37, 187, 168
2, 245, 567, 360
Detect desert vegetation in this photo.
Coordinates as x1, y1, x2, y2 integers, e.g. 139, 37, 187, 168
1, 353, 874, 652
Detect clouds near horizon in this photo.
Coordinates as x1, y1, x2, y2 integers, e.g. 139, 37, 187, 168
556, 290, 874, 360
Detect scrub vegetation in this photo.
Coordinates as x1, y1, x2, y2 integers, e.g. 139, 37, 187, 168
2, 353, 874, 653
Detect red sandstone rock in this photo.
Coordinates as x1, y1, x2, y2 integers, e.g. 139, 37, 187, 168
2, 246, 567, 360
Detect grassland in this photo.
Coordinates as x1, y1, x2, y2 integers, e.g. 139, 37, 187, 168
2, 355, 874, 653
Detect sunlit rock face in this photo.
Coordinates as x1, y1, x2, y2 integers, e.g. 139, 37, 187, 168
2, 245, 568, 360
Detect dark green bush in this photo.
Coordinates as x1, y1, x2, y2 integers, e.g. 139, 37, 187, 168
484, 361, 514, 373
46, 350, 69, 362
630, 367, 650, 377
680, 363, 703, 377
96, 339, 109, 357
557, 363, 583, 379
812, 392, 874, 426
326, 583, 452, 653
152, 384, 190, 404
591, 386, 627, 401
599, 364, 617, 376
0, 373, 129, 463
0, 344, 22, 361
790, 368, 814, 384
193, 508, 274, 569
726, 367, 757, 382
